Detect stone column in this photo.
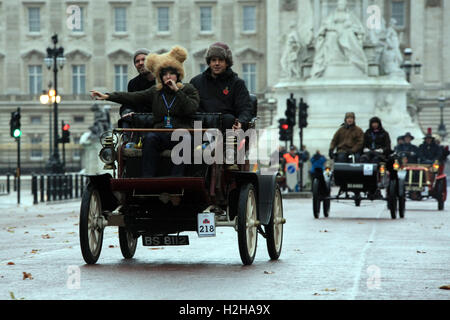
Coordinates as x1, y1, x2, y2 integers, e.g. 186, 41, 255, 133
266, 0, 280, 89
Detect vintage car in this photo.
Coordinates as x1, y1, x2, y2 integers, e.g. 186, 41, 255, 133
312, 153, 406, 219
79, 98, 285, 266
396, 152, 446, 210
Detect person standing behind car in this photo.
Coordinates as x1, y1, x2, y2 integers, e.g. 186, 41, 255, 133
190, 42, 253, 131
360, 116, 391, 163
119, 49, 156, 124
329, 112, 364, 163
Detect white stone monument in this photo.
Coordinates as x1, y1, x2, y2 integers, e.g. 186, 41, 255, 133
268, 0, 423, 155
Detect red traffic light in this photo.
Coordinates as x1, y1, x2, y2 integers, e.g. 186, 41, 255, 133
63, 124, 70, 131
281, 124, 289, 130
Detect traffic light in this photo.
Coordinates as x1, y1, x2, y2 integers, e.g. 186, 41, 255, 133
278, 118, 292, 142
299, 98, 308, 128
61, 122, 70, 143
10, 108, 21, 138
285, 94, 296, 127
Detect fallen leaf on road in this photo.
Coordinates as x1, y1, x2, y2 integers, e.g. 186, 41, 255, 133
7, 262, 15, 265
313, 293, 321, 296
416, 250, 426, 254
319, 229, 329, 233
37, 214, 44, 218
264, 271, 275, 274
324, 288, 337, 292
22, 272, 33, 280
41, 234, 52, 239
439, 285, 450, 290
30, 249, 40, 254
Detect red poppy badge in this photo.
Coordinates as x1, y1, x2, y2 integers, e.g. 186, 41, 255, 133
223, 87, 229, 95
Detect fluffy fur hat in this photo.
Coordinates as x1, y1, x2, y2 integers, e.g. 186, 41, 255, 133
144, 45, 188, 90
205, 42, 233, 67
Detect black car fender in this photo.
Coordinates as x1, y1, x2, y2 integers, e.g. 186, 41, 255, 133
231, 171, 278, 226
84, 173, 118, 212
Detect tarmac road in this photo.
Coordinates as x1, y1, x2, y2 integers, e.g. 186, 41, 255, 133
0, 187, 449, 300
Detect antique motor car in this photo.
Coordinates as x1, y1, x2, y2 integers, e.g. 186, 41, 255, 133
79, 97, 285, 266
311, 153, 406, 219
397, 150, 446, 210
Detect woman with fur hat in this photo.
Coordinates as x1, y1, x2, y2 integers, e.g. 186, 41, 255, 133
190, 42, 253, 131
329, 112, 364, 162
360, 116, 392, 163
90, 46, 200, 177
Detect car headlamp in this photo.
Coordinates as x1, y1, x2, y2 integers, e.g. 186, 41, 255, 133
99, 147, 115, 165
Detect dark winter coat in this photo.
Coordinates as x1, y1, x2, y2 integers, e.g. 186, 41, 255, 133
108, 84, 199, 129
418, 141, 442, 163
363, 117, 391, 156
189, 67, 253, 123
330, 123, 364, 154
396, 143, 419, 163
119, 73, 156, 116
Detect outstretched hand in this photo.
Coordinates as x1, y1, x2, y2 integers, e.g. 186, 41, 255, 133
90, 90, 109, 100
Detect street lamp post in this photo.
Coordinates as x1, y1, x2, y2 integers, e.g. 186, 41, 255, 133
44, 34, 66, 173
437, 96, 447, 139
401, 48, 422, 82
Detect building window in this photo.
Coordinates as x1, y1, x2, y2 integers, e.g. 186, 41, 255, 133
28, 7, 40, 32
114, 65, 128, 91
157, 7, 170, 32
200, 6, 212, 32
30, 136, 43, 160
391, 1, 405, 27
242, 5, 256, 32
72, 65, 86, 94
114, 7, 127, 32
70, 6, 84, 32
31, 116, 42, 124
242, 63, 256, 93
74, 115, 84, 123
28, 65, 42, 94
73, 149, 81, 160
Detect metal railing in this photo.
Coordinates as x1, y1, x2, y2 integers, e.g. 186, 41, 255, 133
31, 174, 89, 205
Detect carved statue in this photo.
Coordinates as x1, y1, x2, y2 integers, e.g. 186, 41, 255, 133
381, 19, 404, 76
281, 24, 303, 79
310, 0, 368, 78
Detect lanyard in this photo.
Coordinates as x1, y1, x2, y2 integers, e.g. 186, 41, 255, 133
161, 93, 176, 114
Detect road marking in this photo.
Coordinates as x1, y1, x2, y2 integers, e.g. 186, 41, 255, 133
349, 208, 381, 299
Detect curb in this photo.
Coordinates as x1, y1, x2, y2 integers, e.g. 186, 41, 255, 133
281, 191, 312, 199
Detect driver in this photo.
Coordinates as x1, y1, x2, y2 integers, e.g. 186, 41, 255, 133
329, 112, 364, 163
360, 116, 391, 163
90, 46, 200, 177
395, 132, 419, 164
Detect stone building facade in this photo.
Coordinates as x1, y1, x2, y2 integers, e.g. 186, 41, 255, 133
0, 0, 448, 173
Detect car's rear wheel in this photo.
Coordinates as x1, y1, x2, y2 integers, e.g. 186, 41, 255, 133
436, 179, 445, 211
119, 227, 138, 259
388, 180, 397, 219
265, 185, 284, 260
80, 183, 105, 264
237, 183, 258, 265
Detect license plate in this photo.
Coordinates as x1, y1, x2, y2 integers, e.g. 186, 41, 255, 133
197, 212, 216, 237
142, 235, 189, 246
